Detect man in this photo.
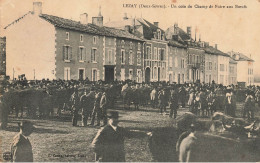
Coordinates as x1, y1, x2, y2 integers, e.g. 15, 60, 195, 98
70, 88, 80, 126
224, 88, 236, 117
11, 121, 34, 162
91, 111, 151, 162
244, 90, 255, 121
169, 88, 179, 119
80, 88, 95, 127
90, 89, 103, 126
100, 91, 108, 126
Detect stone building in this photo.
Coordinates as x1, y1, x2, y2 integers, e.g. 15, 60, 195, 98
229, 57, 237, 85
4, 2, 143, 82
228, 51, 254, 86
105, 15, 167, 83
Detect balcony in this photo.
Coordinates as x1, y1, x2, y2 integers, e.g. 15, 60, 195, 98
188, 62, 201, 69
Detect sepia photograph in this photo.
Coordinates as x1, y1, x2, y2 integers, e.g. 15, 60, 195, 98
0, 0, 260, 162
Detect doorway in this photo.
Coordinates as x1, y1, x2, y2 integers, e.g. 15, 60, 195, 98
78, 69, 84, 80
104, 65, 115, 83
145, 67, 151, 83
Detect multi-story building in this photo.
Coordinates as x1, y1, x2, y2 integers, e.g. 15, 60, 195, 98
204, 45, 219, 84
105, 15, 168, 83
217, 52, 230, 85
229, 51, 254, 86
229, 58, 237, 85
4, 2, 144, 82
168, 41, 187, 84
0, 37, 6, 76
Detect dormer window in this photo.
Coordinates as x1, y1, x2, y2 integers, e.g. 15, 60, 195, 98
66, 32, 69, 40
157, 30, 161, 40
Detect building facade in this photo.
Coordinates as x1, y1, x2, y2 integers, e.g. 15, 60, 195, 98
229, 51, 254, 86
229, 58, 237, 85
5, 2, 144, 82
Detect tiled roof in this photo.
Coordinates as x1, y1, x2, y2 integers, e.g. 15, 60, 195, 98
136, 18, 165, 40
230, 52, 254, 62
88, 24, 143, 41
229, 58, 237, 64
40, 14, 114, 36
168, 40, 186, 48
204, 46, 230, 57
40, 14, 143, 41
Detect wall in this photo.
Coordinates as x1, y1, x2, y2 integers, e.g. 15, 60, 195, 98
5, 14, 56, 80
217, 55, 229, 85
55, 27, 104, 81
168, 46, 187, 84
204, 53, 218, 84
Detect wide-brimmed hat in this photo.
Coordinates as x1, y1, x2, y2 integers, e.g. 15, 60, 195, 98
107, 111, 119, 119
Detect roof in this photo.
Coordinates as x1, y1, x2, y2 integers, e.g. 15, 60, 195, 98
229, 58, 237, 64
136, 18, 165, 40
204, 46, 230, 57
168, 40, 186, 48
5, 12, 143, 42
4, 11, 32, 29
230, 52, 254, 62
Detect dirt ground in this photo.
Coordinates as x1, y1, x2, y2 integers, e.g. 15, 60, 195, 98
0, 101, 259, 162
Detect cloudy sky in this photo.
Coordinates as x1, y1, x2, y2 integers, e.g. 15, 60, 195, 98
1, 0, 260, 76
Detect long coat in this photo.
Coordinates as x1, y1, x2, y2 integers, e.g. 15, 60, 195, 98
11, 133, 33, 162
91, 125, 126, 162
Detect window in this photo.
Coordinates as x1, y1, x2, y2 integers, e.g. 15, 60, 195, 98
196, 56, 199, 63
154, 67, 157, 79
63, 46, 72, 61
93, 36, 97, 44
138, 42, 141, 51
209, 62, 212, 70
78, 68, 85, 80
108, 50, 113, 63
154, 47, 157, 60
130, 42, 133, 49
78, 47, 86, 61
121, 40, 125, 48
160, 49, 165, 61
91, 48, 97, 62
121, 50, 125, 64
220, 64, 224, 71
169, 57, 173, 68
129, 69, 133, 80
175, 57, 178, 68
230, 66, 234, 73
64, 67, 70, 80
92, 69, 97, 81
129, 51, 133, 65
158, 30, 161, 40
66, 32, 69, 40
137, 52, 141, 65
121, 68, 125, 81
146, 47, 151, 59
137, 69, 142, 83
80, 34, 83, 42
181, 59, 185, 69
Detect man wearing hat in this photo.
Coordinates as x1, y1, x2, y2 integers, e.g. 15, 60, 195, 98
91, 111, 151, 162
70, 88, 80, 126
11, 121, 34, 162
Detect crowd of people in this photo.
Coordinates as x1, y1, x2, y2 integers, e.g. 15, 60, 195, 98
0, 77, 260, 129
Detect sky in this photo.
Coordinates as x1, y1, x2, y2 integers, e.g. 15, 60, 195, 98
0, 0, 260, 76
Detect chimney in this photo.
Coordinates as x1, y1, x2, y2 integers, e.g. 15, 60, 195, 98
123, 13, 128, 20
153, 22, 159, 27
187, 26, 191, 38
92, 6, 103, 26
125, 25, 131, 33
174, 23, 179, 35
33, 2, 42, 15
80, 13, 88, 25
215, 44, 218, 49
204, 42, 209, 47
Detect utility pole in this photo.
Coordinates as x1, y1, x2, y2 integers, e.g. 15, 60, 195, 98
13, 68, 15, 80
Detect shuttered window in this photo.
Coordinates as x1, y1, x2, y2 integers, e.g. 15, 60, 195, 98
78, 47, 86, 61
63, 46, 72, 61
91, 48, 97, 62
